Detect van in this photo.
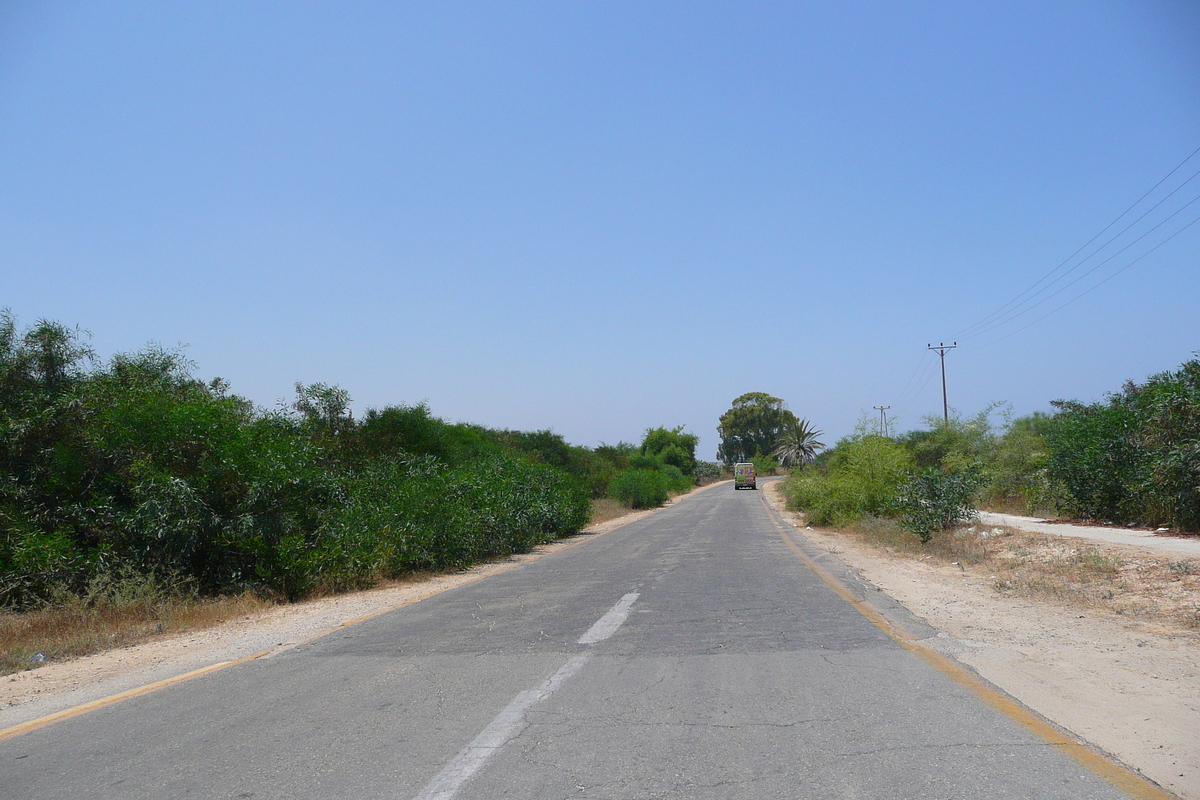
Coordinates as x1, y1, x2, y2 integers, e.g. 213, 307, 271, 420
733, 462, 757, 490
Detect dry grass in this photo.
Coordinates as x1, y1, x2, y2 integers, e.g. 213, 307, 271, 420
841, 517, 1200, 633
980, 496, 1034, 515
589, 497, 635, 526
0, 592, 272, 677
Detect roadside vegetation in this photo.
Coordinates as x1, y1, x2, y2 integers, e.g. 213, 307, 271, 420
604, 425, 714, 509
801, 509, 1200, 633
738, 373, 1200, 633
0, 316, 710, 671
0, 312, 592, 610
781, 355, 1200, 541
0, 314, 713, 672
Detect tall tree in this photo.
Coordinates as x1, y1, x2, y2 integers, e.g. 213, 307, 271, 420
772, 418, 825, 467
716, 392, 797, 465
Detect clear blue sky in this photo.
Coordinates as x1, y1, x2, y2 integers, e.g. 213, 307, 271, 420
3, 1, 1198, 459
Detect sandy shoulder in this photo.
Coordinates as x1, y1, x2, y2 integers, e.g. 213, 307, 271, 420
762, 481, 1200, 800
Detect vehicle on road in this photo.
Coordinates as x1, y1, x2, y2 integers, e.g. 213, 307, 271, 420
733, 462, 757, 490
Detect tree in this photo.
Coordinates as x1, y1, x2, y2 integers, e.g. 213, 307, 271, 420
0, 311, 94, 409
293, 382, 353, 436
772, 418, 825, 467
293, 382, 356, 463
641, 425, 699, 475
716, 392, 797, 466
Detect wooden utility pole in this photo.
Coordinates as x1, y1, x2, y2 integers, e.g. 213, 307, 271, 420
927, 342, 957, 423
873, 406, 891, 437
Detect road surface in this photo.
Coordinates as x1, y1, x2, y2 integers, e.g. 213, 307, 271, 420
1, 481, 1158, 799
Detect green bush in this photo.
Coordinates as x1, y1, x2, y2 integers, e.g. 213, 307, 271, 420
1045, 359, 1200, 530
897, 406, 999, 472
1045, 398, 1140, 524
782, 360, 1200, 534
660, 464, 693, 493
0, 509, 86, 608
307, 454, 590, 595
0, 314, 598, 607
784, 471, 871, 527
893, 469, 982, 543
981, 412, 1055, 513
782, 435, 912, 526
641, 425, 699, 476
608, 468, 671, 509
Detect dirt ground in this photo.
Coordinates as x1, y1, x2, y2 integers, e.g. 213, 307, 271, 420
3, 480, 1198, 799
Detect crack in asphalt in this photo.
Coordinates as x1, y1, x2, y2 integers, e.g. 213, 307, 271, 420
522, 711, 837, 730
830, 740, 1068, 758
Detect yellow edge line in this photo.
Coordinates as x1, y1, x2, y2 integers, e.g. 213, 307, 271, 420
759, 491, 1177, 800
0, 493, 682, 742
0, 650, 273, 742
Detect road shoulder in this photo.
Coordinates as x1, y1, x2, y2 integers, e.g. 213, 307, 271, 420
978, 511, 1200, 556
761, 480, 1199, 800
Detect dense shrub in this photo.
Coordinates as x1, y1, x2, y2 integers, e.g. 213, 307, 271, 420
607, 433, 695, 511
660, 464, 692, 493
1047, 359, 1200, 530
641, 425, 699, 476
608, 468, 671, 509
897, 406, 998, 472
784, 358, 1199, 536
749, 452, 781, 476
308, 454, 590, 596
982, 412, 1054, 513
0, 314, 595, 607
893, 469, 982, 543
783, 435, 912, 526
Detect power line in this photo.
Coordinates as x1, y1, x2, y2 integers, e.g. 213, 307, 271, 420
894, 355, 938, 410
887, 148, 1200, 427
960, 180, 1200, 340
904, 359, 940, 409
963, 190, 1200, 341
973, 209, 1200, 351
891, 350, 935, 408
952, 146, 1200, 341
889, 351, 941, 426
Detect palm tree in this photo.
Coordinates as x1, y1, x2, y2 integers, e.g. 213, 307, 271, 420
773, 418, 825, 467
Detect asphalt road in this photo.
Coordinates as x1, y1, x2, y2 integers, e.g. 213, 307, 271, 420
2, 481, 1147, 799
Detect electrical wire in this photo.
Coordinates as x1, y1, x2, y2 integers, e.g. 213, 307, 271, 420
890, 350, 934, 408
959, 172, 1200, 340
882, 146, 1200, 426
972, 209, 1200, 351
893, 360, 941, 422
962, 190, 1200, 341
952, 146, 1200, 340
892, 350, 939, 412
